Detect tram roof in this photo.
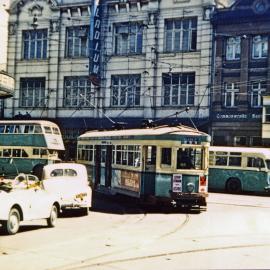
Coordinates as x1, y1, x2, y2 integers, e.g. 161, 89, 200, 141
79, 125, 210, 139
0, 120, 58, 126
210, 146, 270, 156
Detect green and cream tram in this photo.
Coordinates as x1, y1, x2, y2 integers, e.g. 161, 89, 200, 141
77, 125, 210, 210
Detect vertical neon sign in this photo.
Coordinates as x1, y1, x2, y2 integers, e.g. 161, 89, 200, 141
89, 0, 102, 86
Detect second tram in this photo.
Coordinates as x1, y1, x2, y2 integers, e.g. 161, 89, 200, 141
77, 125, 210, 210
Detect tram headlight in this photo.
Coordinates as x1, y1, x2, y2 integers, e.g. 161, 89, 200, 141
187, 182, 195, 193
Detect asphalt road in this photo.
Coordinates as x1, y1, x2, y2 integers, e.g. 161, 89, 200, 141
1, 192, 270, 270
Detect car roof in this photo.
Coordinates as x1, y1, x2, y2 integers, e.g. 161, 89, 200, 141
44, 163, 86, 170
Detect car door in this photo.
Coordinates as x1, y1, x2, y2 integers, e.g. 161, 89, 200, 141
25, 175, 51, 219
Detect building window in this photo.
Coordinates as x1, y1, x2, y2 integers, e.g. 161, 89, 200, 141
20, 78, 45, 107
251, 81, 266, 108
66, 26, 89, 58
224, 82, 239, 108
163, 73, 195, 106
111, 75, 141, 107
234, 136, 247, 146
265, 106, 270, 122
226, 37, 241, 60
63, 77, 92, 107
250, 136, 262, 146
23, 29, 47, 60
252, 35, 268, 59
164, 18, 197, 52
114, 22, 143, 55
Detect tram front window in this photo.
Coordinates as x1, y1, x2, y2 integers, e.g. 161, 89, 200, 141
177, 148, 202, 170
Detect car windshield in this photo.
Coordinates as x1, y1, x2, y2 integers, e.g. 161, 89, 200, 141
0, 174, 40, 191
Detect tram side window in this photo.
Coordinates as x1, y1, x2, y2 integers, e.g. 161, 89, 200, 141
116, 146, 122, 164
177, 148, 197, 169
122, 146, 128, 165
146, 146, 156, 165
161, 148, 172, 166
247, 157, 265, 168
101, 146, 106, 163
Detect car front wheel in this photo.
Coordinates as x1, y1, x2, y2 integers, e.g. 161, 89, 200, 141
3, 208, 20, 235
47, 205, 58, 227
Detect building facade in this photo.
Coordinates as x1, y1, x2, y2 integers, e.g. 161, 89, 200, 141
5, 0, 214, 158
211, 0, 270, 147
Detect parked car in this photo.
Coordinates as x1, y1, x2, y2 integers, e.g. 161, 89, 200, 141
41, 163, 92, 215
0, 173, 60, 235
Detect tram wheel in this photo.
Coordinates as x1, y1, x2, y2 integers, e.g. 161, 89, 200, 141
226, 178, 242, 194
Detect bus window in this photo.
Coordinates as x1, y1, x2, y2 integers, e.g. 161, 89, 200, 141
5, 125, 15, 133
24, 125, 34, 133
41, 149, 47, 156
14, 125, 22, 133
44, 126, 52, 134
215, 152, 228, 166
247, 157, 264, 168
34, 125, 42, 133
0, 125, 5, 133
33, 148, 40, 156
161, 148, 172, 166
52, 127, 60, 135
3, 149, 11, 157
228, 152, 241, 166
12, 149, 21, 157
22, 149, 28, 157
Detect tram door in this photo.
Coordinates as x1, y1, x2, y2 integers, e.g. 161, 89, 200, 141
143, 146, 156, 172
105, 145, 112, 187
96, 145, 112, 188
94, 145, 101, 188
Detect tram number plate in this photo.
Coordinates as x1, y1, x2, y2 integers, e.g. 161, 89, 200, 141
172, 174, 182, 193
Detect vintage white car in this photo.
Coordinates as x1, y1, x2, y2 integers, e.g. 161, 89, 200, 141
41, 163, 92, 215
0, 173, 60, 235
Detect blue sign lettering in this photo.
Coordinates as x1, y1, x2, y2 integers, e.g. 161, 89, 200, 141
89, 0, 102, 86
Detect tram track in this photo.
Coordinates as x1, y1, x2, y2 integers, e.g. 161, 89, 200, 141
58, 242, 270, 270
52, 210, 190, 270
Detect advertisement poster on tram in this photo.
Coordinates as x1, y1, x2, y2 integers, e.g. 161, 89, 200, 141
172, 174, 183, 193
